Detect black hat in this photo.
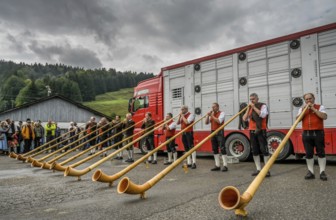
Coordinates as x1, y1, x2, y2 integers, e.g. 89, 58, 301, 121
26, 118, 31, 122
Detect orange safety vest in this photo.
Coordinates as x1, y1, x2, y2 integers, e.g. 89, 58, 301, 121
302, 104, 324, 130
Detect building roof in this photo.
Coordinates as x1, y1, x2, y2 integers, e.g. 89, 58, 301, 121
0, 95, 112, 120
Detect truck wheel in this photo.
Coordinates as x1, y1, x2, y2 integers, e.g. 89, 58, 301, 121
139, 139, 149, 154
225, 134, 251, 162
267, 131, 292, 161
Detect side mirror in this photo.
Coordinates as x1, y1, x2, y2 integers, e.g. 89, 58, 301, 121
128, 98, 134, 113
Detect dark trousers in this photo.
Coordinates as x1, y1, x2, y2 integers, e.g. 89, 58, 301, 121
69, 135, 77, 149
302, 130, 325, 159
211, 130, 226, 154
88, 134, 96, 147
114, 135, 123, 149
145, 135, 155, 151
23, 139, 32, 153
34, 137, 42, 148
250, 130, 269, 156
124, 138, 133, 151
166, 137, 176, 153
46, 136, 55, 150
182, 131, 194, 152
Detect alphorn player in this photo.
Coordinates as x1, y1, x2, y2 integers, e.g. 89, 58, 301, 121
113, 115, 124, 160
205, 102, 228, 172
162, 113, 177, 165
141, 112, 157, 164
86, 116, 97, 156
177, 105, 196, 169
297, 93, 328, 181
98, 117, 110, 157
123, 113, 135, 163
242, 93, 270, 177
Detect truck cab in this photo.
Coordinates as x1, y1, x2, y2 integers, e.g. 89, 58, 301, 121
128, 75, 164, 153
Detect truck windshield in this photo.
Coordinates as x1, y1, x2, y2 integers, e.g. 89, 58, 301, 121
132, 96, 148, 112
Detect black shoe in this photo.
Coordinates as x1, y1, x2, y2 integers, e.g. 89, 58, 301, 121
151, 160, 157, 164
266, 171, 271, 177
251, 170, 260, 176
211, 166, 220, 171
222, 166, 228, 172
147, 160, 152, 163
119, 156, 123, 160
182, 164, 192, 168
191, 163, 196, 169
88, 153, 93, 156
320, 171, 327, 181
125, 158, 134, 163
305, 171, 315, 180
164, 161, 172, 165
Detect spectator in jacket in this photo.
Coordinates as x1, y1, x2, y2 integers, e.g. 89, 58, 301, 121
21, 118, 35, 153
44, 120, 56, 152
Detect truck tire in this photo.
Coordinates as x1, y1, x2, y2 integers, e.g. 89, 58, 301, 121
139, 139, 149, 154
267, 131, 292, 161
225, 133, 251, 162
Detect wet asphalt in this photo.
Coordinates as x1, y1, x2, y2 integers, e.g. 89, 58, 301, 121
0, 151, 335, 220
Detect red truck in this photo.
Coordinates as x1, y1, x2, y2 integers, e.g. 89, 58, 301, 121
128, 23, 336, 161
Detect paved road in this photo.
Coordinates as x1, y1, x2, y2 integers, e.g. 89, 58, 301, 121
0, 152, 335, 220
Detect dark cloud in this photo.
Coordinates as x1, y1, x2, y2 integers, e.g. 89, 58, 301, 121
115, 0, 245, 50
6, 33, 25, 52
0, 0, 119, 45
142, 54, 163, 65
0, 0, 335, 73
28, 41, 102, 69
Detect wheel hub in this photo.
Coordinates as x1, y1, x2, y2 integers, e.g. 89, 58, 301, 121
231, 140, 244, 156
268, 137, 281, 154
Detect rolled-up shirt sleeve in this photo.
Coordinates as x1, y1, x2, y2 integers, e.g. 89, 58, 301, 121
187, 114, 195, 123
259, 105, 268, 118
319, 105, 326, 113
218, 112, 225, 123
168, 122, 177, 130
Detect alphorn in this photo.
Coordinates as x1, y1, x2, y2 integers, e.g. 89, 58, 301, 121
39, 121, 127, 169
218, 105, 309, 217
117, 106, 248, 198
11, 123, 87, 160
48, 120, 142, 171
64, 116, 178, 180
21, 121, 110, 163
92, 114, 207, 186
51, 131, 136, 172
30, 121, 118, 167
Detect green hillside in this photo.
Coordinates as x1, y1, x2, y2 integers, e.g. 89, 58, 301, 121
83, 88, 134, 118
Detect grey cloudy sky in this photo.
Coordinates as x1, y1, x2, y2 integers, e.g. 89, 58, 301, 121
0, 0, 335, 73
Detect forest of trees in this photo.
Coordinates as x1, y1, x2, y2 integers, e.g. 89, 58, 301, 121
0, 60, 154, 111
